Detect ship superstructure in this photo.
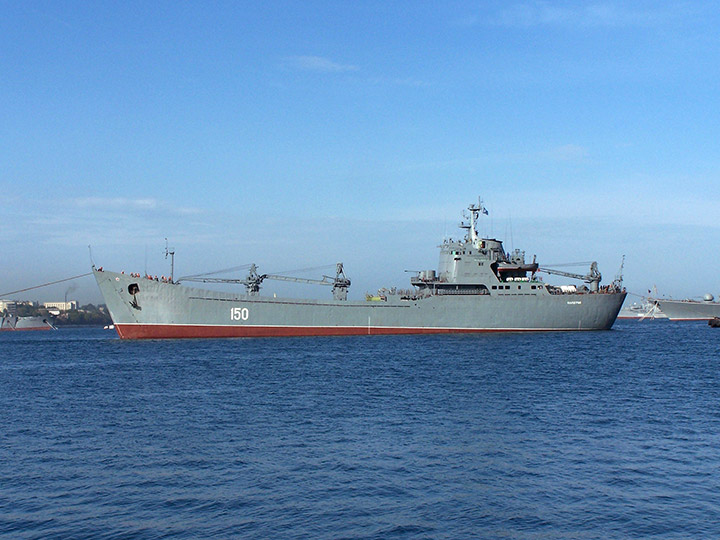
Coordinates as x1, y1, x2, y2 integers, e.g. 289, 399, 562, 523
94, 200, 626, 339
411, 201, 607, 297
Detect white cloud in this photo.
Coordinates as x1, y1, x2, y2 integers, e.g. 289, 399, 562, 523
367, 76, 432, 88
544, 144, 589, 162
73, 197, 158, 210
283, 57, 431, 88
283, 55, 359, 73
71, 197, 201, 215
487, 2, 676, 29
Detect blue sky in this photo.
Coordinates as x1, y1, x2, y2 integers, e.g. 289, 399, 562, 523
2, 1, 719, 303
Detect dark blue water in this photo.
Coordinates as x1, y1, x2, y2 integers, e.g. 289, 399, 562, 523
2, 321, 720, 539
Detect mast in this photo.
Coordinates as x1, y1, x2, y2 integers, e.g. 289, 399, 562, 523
467, 197, 487, 248
165, 238, 175, 282
469, 204, 478, 244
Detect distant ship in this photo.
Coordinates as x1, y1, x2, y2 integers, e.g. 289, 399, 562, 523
93, 200, 627, 339
656, 294, 720, 321
617, 299, 667, 320
0, 314, 56, 331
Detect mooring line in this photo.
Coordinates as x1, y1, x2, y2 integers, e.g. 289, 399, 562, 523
0, 272, 93, 297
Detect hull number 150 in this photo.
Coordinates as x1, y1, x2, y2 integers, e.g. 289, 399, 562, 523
230, 307, 249, 321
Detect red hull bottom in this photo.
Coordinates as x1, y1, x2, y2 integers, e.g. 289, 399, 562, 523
114, 324, 577, 339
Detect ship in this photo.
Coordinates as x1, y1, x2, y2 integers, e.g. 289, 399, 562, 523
655, 294, 720, 321
93, 200, 627, 339
0, 314, 56, 331
617, 299, 666, 320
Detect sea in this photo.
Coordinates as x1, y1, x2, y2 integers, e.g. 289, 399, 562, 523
1, 321, 719, 539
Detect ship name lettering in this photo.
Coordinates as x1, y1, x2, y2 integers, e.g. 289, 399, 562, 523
566, 301, 582, 305
230, 307, 250, 321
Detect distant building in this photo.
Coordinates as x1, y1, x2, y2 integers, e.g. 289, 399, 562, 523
0, 300, 36, 312
43, 301, 78, 311
0, 300, 17, 312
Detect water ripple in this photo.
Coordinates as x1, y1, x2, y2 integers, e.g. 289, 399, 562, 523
2, 322, 720, 538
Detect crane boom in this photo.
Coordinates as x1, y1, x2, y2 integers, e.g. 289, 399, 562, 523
263, 274, 336, 286
179, 263, 351, 300
537, 262, 602, 292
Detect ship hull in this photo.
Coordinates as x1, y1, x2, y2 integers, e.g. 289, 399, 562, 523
616, 301, 666, 320
656, 299, 720, 321
0, 316, 55, 331
95, 270, 626, 339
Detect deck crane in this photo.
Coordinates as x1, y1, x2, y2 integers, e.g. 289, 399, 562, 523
611, 255, 625, 291
180, 263, 351, 300
537, 262, 602, 292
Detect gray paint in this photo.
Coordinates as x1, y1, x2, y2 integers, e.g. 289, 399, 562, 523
94, 200, 626, 336
656, 299, 720, 320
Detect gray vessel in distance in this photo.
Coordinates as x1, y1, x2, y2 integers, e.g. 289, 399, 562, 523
656, 294, 720, 321
93, 200, 627, 338
0, 314, 56, 331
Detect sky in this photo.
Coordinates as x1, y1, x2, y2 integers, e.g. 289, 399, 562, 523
1, 1, 719, 304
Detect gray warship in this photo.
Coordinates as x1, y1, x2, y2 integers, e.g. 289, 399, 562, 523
93, 200, 626, 339
656, 295, 720, 321
0, 314, 56, 331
